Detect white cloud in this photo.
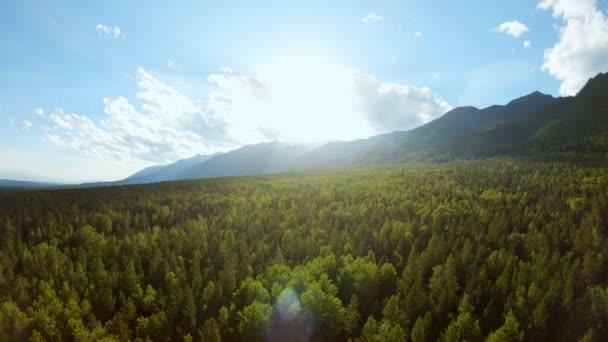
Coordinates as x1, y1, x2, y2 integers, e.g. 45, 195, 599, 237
21, 120, 32, 131
45, 134, 63, 146
539, 0, 597, 18
433, 72, 440, 78
33, 108, 45, 116
45, 69, 229, 163
353, 73, 452, 132
48, 108, 94, 131
538, 0, 608, 95
96, 24, 121, 38
523, 40, 532, 48
96, 24, 109, 34
363, 12, 383, 24
495, 20, 529, 37
167, 60, 180, 69
415, 31, 424, 38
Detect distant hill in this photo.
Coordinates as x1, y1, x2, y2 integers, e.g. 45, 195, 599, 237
7, 72, 607, 187
180, 142, 310, 179
120, 153, 220, 184
81, 143, 310, 186
0, 179, 61, 189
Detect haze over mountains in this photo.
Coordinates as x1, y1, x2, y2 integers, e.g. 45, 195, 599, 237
2, 72, 607, 189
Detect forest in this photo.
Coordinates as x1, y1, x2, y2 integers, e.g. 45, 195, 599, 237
1, 159, 607, 341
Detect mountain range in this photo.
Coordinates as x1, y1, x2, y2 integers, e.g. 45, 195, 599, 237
2, 72, 607, 189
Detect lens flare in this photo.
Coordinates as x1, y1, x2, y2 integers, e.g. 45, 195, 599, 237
265, 287, 313, 342
276, 287, 302, 322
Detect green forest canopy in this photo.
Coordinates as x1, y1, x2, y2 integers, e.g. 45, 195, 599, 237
0, 159, 607, 341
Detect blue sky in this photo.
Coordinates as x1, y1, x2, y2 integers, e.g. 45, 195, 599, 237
2, 0, 608, 182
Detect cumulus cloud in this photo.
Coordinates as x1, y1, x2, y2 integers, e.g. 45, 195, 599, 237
33, 108, 44, 116
495, 20, 529, 37
362, 12, 383, 24
353, 73, 452, 132
523, 40, 532, 48
538, 0, 608, 95
96, 24, 121, 38
45, 69, 229, 163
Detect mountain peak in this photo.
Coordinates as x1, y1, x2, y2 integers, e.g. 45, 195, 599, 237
441, 106, 479, 118
577, 72, 608, 97
506, 90, 554, 107
450, 106, 479, 113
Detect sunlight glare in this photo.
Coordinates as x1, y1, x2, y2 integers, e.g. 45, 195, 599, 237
252, 51, 373, 143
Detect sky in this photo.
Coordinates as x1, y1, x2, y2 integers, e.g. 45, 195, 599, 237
1, 0, 608, 182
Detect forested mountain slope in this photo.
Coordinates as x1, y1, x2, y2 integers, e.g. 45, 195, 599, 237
179, 142, 310, 180
293, 73, 608, 166
78, 143, 310, 187
288, 90, 558, 169
1, 159, 607, 341
423, 72, 608, 159
120, 153, 219, 185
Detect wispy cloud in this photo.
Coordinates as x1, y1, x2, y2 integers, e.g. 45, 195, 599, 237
415, 31, 424, 38
45, 134, 63, 146
495, 20, 529, 37
523, 40, 532, 48
21, 120, 32, 131
167, 60, 180, 69
96, 24, 121, 38
33, 108, 45, 116
362, 12, 383, 24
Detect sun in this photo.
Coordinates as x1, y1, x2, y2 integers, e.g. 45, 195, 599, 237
249, 51, 374, 143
